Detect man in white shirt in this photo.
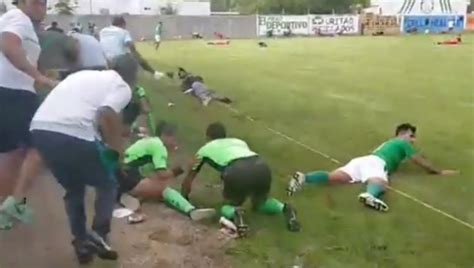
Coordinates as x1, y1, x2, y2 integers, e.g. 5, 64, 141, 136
28, 54, 138, 265
99, 16, 163, 80
0, 0, 55, 225
70, 29, 108, 70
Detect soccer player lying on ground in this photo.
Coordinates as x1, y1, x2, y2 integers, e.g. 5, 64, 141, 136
437, 34, 462, 45
184, 76, 232, 106
116, 121, 216, 221
287, 123, 459, 212
181, 122, 300, 237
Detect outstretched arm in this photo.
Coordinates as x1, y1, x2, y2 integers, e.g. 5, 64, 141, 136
411, 155, 459, 175
181, 158, 201, 199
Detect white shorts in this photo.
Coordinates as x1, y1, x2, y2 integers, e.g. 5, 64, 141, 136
338, 155, 388, 183
155, 35, 161, 42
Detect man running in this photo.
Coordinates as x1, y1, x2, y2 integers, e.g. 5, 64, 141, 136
154, 21, 163, 51
27, 54, 138, 264
117, 121, 216, 221
181, 122, 300, 237
100, 16, 163, 80
287, 123, 459, 212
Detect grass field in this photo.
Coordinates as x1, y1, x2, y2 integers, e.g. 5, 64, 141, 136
136, 35, 474, 268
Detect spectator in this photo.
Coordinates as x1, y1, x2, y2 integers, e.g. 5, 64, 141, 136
45, 21, 64, 33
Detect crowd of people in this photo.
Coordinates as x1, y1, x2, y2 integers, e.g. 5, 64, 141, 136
0, 0, 459, 266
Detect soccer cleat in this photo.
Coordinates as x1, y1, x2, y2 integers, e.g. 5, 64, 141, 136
189, 208, 216, 222
88, 231, 118, 261
0, 196, 33, 224
72, 239, 95, 265
233, 208, 249, 238
358, 193, 389, 212
283, 204, 301, 232
287, 172, 306, 196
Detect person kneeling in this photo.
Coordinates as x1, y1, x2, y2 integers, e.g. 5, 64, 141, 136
117, 121, 216, 222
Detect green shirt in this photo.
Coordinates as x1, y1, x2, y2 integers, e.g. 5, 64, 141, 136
155, 24, 162, 36
193, 138, 258, 172
37, 31, 77, 71
124, 137, 168, 170
372, 138, 417, 174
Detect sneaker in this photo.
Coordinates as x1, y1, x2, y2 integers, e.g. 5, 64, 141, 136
0, 196, 33, 224
88, 231, 118, 261
283, 204, 301, 232
0, 213, 14, 230
189, 208, 216, 221
358, 193, 389, 212
202, 96, 212, 106
287, 172, 306, 196
233, 208, 249, 238
72, 239, 95, 265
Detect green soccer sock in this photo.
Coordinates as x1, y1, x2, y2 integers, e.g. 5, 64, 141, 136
257, 198, 285, 215
305, 171, 329, 184
366, 183, 386, 199
162, 187, 195, 214
220, 205, 236, 220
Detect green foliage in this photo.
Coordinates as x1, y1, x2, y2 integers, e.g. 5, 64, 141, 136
54, 0, 74, 15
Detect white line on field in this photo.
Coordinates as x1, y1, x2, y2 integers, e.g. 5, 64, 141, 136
221, 104, 474, 231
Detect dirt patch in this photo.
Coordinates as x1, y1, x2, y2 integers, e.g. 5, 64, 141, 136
114, 203, 234, 268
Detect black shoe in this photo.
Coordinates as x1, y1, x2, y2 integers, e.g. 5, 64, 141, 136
283, 204, 301, 232
233, 208, 249, 238
87, 232, 118, 260
72, 239, 95, 265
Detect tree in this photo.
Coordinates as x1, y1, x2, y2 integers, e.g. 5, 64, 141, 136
55, 0, 74, 15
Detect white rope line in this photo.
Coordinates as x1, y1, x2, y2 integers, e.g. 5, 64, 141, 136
221, 104, 474, 231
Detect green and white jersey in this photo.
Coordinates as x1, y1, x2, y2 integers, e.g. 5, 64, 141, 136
193, 138, 258, 172
155, 24, 162, 36
372, 138, 417, 174
124, 137, 168, 170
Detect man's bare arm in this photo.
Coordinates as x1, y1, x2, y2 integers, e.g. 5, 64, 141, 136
1, 32, 56, 89
411, 155, 459, 175
97, 107, 125, 158
128, 42, 155, 75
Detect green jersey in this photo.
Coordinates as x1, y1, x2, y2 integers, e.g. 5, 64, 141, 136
155, 24, 162, 36
372, 138, 417, 174
124, 137, 168, 170
193, 138, 258, 172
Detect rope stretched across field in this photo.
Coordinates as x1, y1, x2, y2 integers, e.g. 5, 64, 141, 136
221, 104, 474, 231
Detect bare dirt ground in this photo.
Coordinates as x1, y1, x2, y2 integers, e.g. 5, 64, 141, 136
0, 172, 234, 268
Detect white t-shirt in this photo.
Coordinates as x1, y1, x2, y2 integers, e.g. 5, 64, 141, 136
99, 26, 133, 60
70, 32, 108, 68
0, 9, 40, 92
31, 70, 132, 141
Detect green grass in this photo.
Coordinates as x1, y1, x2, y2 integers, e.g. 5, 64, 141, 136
136, 35, 474, 268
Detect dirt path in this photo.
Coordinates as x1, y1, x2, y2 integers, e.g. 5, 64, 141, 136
0, 173, 233, 268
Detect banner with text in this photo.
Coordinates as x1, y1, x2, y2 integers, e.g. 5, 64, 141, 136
310, 15, 359, 35
257, 15, 310, 36
402, 15, 465, 33
361, 15, 400, 35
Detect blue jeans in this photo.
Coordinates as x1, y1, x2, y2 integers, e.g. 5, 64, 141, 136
32, 130, 117, 241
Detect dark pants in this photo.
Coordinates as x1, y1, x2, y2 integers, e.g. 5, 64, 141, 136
32, 130, 117, 241
0, 88, 39, 152
221, 156, 272, 209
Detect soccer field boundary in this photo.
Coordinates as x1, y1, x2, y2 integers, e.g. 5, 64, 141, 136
222, 104, 474, 231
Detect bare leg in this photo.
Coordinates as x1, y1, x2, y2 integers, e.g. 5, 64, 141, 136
12, 149, 44, 200
328, 169, 353, 184
0, 149, 26, 197
129, 178, 167, 200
